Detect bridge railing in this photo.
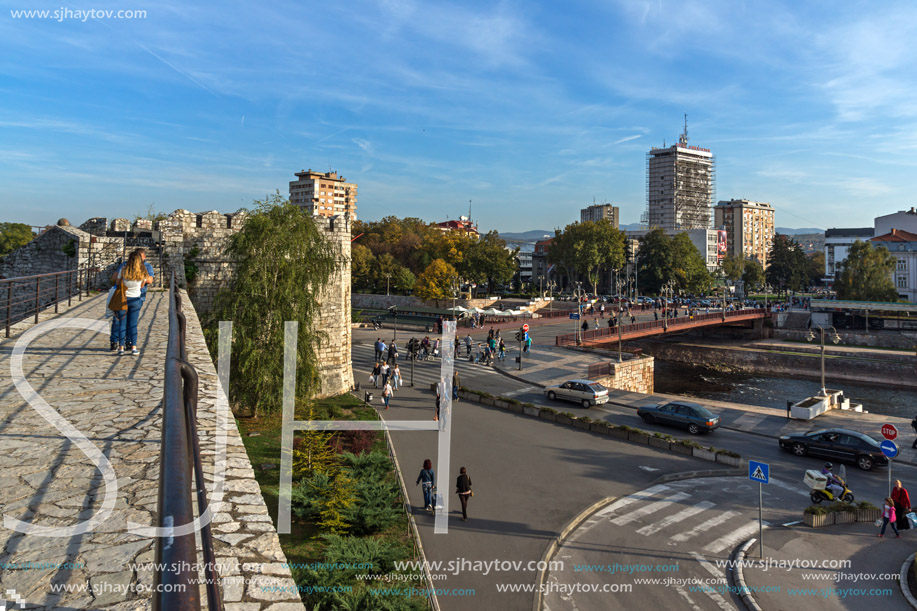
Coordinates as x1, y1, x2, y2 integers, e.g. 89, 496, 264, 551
154, 272, 223, 611
0, 268, 93, 337
555, 308, 767, 347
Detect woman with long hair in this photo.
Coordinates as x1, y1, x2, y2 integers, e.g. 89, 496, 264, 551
456, 467, 472, 522
111, 250, 152, 355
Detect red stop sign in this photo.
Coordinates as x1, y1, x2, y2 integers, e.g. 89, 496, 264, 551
882, 424, 898, 441
522, 324, 529, 332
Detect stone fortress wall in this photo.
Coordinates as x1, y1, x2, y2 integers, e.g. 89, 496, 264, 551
0, 209, 353, 399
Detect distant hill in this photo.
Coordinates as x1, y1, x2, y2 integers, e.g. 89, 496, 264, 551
499, 230, 554, 242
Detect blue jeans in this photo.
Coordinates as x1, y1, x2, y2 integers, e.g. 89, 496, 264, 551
117, 297, 143, 348
881, 517, 899, 536
111, 296, 145, 343
422, 483, 434, 508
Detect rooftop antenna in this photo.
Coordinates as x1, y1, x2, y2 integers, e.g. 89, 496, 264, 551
468, 199, 472, 221
679, 113, 689, 146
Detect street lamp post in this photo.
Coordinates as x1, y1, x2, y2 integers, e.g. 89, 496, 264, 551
575, 281, 583, 344
806, 325, 841, 396
615, 278, 627, 362
539, 275, 544, 300
547, 280, 556, 315
662, 281, 674, 331
385, 273, 391, 296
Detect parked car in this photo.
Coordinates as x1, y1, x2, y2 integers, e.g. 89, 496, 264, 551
543, 379, 609, 408
637, 401, 720, 434
778, 428, 888, 471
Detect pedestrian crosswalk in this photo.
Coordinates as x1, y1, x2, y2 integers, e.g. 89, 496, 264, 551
591, 481, 769, 555
352, 343, 504, 389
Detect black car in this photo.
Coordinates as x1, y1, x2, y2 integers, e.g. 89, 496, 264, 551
778, 428, 888, 471
637, 401, 720, 434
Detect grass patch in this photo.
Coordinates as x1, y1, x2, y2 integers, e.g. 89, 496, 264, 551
237, 392, 426, 610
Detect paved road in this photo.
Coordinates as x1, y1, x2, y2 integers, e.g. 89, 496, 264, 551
350, 335, 730, 611
544, 476, 801, 611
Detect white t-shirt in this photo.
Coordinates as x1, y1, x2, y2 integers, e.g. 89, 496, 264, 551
118, 270, 145, 298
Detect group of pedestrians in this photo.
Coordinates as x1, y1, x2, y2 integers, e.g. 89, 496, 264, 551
416, 459, 474, 521
106, 248, 154, 356
879, 480, 913, 538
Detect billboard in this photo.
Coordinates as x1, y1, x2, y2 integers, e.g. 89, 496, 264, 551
717, 230, 727, 260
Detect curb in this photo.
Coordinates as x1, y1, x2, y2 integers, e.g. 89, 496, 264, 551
377, 408, 441, 611
651, 468, 745, 485
901, 552, 917, 609
532, 496, 618, 611
733, 538, 763, 611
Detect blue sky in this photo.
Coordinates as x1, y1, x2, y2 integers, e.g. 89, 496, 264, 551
2, 0, 916, 233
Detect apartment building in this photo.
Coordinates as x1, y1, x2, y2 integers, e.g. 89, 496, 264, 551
580, 203, 620, 228
289, 169, 358, 219
646, 127, 716, 231
714, 199, 775, 266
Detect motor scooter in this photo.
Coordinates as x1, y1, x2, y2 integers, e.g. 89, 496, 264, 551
805, 468, 854, 504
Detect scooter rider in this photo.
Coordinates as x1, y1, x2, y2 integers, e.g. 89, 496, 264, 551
821, 462, 845, 498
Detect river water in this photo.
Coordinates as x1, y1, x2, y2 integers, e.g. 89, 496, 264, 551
654, 361, 917, 419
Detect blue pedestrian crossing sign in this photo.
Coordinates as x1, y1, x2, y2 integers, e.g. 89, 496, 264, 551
748, 460, 769, 484
569, 313, 580, 320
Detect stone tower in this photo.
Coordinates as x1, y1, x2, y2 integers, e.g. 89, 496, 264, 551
312, 215, 354, 398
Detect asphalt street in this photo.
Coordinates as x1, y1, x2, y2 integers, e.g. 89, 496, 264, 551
354, 321, 917, 611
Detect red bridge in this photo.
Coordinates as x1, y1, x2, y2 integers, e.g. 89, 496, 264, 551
555, 308, 770, 347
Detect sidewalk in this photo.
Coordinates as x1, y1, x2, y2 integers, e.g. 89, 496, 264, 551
741, 521, 911, 610
492, 343, 917, 466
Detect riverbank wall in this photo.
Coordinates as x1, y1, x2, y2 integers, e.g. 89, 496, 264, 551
634, 340, 917, 389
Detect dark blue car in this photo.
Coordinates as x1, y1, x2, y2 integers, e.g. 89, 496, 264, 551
637, 401, 720, 434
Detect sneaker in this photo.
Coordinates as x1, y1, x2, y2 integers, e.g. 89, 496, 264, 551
110, 341, 117, 351
117, 347, 124, 356
131, 347, 140, 356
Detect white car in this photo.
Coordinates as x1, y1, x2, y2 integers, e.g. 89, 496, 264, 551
544, 379, 609, 408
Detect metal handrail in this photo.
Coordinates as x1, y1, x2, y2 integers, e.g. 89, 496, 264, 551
555, 307, 769, 346
0, 268, 91, 337
154, 272, 223, 611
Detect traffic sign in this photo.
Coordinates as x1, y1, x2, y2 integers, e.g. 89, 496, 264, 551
881, 440, 899, 459
882, 424, 898, 441
523, 332, 529, 342
569, 313, 580, 320
748, 460, 769, 484
522, 324, 529, 332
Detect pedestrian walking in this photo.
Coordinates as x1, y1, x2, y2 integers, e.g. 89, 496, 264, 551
110, 250, 153, 356
498, 338, 506, 361
374, 338, 383, 361
381, 380, 393, 410
911, 416, 917, 448
379, 339, 387, 360
524, 334, 533, 354
391, 363, 402, 390
452, 370, 461, 401
880, 497, 901, 538
434, 379, 442, 421
380, 361, 390, 386
388, 341, 398, 364
893, 480, 911, 531
465, 334, 473, 356
456, 467, 473, 522
581, 320, 589, 333
654, 311, 658, 321
371, 361, 381, 387
416, 459, 436, 511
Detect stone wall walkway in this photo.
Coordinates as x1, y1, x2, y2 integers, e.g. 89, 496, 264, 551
0, 290, 303, 611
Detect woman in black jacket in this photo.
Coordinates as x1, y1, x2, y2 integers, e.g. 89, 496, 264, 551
456, 467, 472, 522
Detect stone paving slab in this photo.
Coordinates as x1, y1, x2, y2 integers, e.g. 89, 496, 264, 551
0, 291, 303, 610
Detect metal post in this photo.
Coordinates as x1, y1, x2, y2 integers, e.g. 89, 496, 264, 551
54, 274, 60, 313
758, 482, 763, 559
78, 268, 83, 301
889, 459, 893, 496
410, 348, 414, 387
618, 315, 623, 363
5, 282, 11, 338
68, 271, 73, 307
518, 340, 523, 371
34, 277, 40, 323
820, 328, 826, 396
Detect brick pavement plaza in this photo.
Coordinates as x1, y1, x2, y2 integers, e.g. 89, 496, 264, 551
0, 291, 304, 611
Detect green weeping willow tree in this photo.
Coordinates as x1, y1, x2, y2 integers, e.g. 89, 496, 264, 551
204, 193, 338, 415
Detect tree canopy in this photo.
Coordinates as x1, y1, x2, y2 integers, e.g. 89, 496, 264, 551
636, 228, 673, 294
205, 193, 338, 415
766, 234, 809, 293
834, 240, 899, 302
0, 223, 34, 256
413, 259, 458, 302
